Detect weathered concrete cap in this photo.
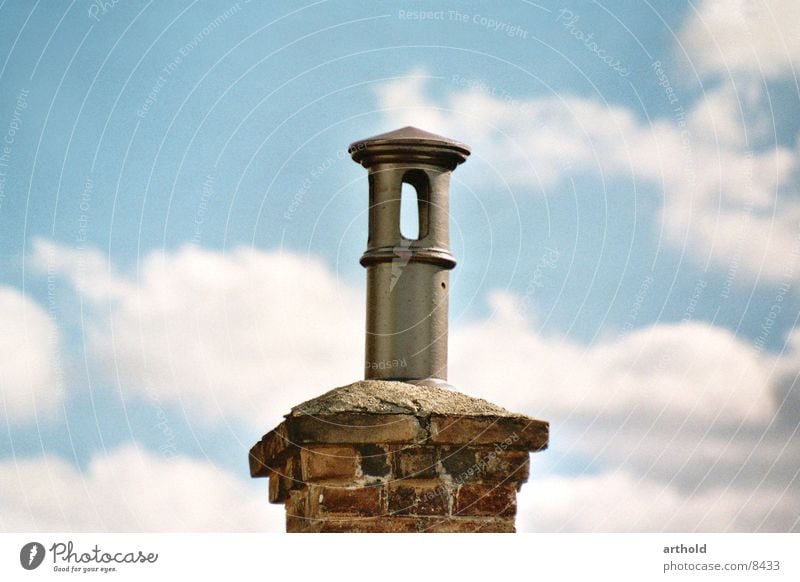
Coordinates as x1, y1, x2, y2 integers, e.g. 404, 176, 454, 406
292, 380, 519, 417
349, 126, 470, 169
249, 381, 548, 478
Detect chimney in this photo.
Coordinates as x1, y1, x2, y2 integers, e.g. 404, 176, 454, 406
250, 127, 548, 533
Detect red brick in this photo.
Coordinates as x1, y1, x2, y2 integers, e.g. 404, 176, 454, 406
388, 480, 450, 516
317, 485, 383, 516
428, 415, 548, 450
421, 517, 515, 533
439, 446, 479, 481
268, 454, 298, 503
300, 446, 359, 481
394, 446, 438, 479
251, 422, 293, 476
454, 483, 517, 517
481, 450, 529, 484
286, 514, 314, 533
318, 517, 419, 533
288, 413, 424, 444
286, 489, 307, 519
358, 444, 392, 478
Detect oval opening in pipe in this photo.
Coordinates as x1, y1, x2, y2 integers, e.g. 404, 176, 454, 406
400, 181, 420, 240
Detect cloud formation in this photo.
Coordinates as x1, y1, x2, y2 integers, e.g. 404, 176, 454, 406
0, 286, 62, 423
32, 238, 363, 429
0, 444, 281, 531
28, 239, 800, 531
374, 72, 800, 283
679, 0, 800, 79
519, 471, 799, 532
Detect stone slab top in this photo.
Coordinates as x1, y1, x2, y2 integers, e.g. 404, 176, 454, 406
250, 381, 548, 478
290, 380, 523, 418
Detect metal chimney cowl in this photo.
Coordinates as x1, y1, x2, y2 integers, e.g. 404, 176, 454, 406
249, 127, 548, 533
349, 126, 469, 387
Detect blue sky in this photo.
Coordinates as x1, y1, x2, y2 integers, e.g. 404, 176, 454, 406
1, 0, 799, 531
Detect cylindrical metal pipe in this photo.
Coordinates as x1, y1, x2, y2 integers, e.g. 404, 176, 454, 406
349, 127, 470, 386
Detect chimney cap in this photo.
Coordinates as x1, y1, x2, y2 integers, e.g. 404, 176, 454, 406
349, 126, 470, 169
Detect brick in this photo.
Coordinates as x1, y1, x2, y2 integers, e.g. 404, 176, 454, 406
387, 484, 417, 515
286, 514, 314, 533
268, 472, 283, 503
249, 441, 269, 478
421, 517, 515, 533
358, 444, 391, 478
300, 446, 359, 481
428, 415, 548, 450
317, 485, 383, 516
439, 446, 478, 481
394, 446, 438, 479
288, 413, 424, 444
251, 423, 293, 476
286, 490, 307, 519
318, 517, 419, 533
268, 454, 299, 503
481, 450, 529, 484
454, 483, 517, 517
388, 481, 449, 516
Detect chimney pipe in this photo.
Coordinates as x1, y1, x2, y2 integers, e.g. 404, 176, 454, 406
349, 126, 470, 387
250, 127, 548, 533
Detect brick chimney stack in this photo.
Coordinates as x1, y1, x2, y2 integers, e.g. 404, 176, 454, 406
250, 127, 548, 533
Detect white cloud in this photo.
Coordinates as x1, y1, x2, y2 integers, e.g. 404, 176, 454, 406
31, 239, 363, 429
30, 239, 799, 531
452, 291, 799, 500
0, 445, 282, 531
375, 73, 800, 283
451, 291, 775, 425
518, 471, 799, 532
0, 286, 62, 423
679, 0, 800, 79
51, 237, 781, 431
446, 290, 800, 533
